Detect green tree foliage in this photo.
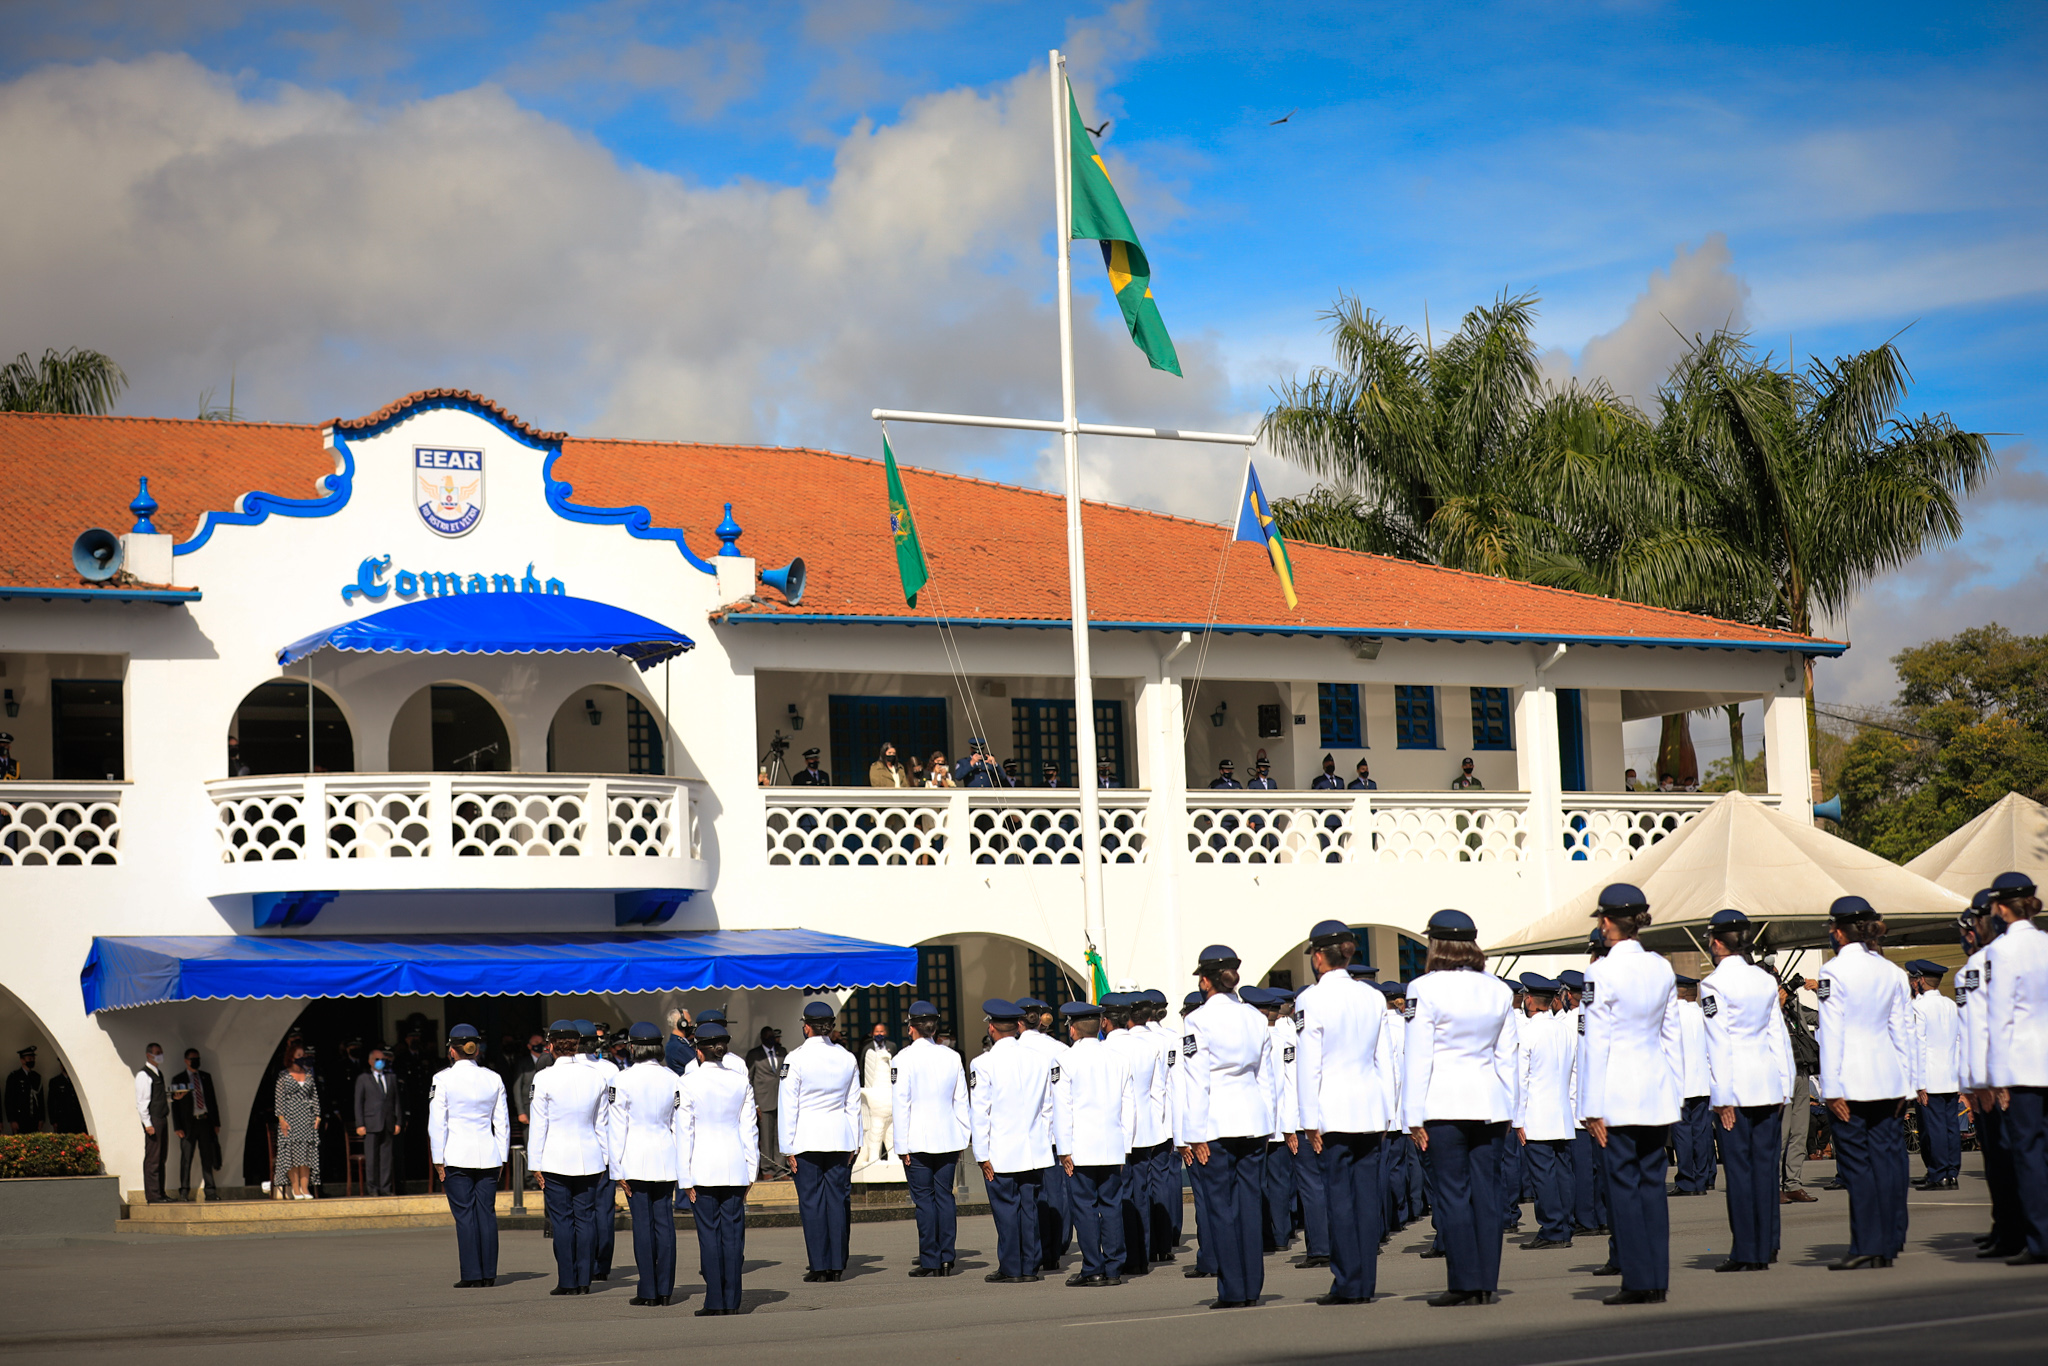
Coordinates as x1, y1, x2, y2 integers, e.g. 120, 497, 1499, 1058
1838, 625, 2048, 860
0, 348, 127, 415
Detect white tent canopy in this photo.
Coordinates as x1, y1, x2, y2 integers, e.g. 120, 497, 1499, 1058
1490, 791, 1969, 955
1903, 792, 2048, 898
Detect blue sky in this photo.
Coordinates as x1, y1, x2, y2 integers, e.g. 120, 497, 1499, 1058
2, 0, 2043, 717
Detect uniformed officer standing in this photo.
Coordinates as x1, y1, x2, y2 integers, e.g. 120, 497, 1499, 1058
1403, 910, 1517, 1307
1102, 993, 1169, 1278
693, 1009, 749, 1078
1053, 1000, 1136, 1287
1139, 988, 1185, 1260
608, 1022, 687, 1307
1514, 974, 1578, 1251
1814, 895, 1918, 1270
1243, 986, 1298, 1254
780, 1000, 862, 1282
791, 748, 831, 784
1174, 989, 1216, 1279
1494, 980, 1526, 1236
1179, 945, 1275, 1309
573, 1020, 623, 1280
1310, 754, 1345, 791
972, 998, 1056, 1281
1580, 884, 1681, 1304
531, 1021, 612, 1295
1981, 871, 2048, 1264
1907, 961, 1964, 1190
1295, 920, 1390, 1305
1016, 996, 1073, 1270
678, 1023, 760, 1314
1671, 976, 1715, 1195
428, 1023, 510, 1289
892, 999, 970, 1277
1958, 890, 2023, 1258
1697, 908, 1793, 1271
1374, 980, 1418, 1238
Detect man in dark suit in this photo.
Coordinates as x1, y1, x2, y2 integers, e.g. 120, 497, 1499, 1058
790, 748, 830, 785
135, 1043, 170, 1203
5, 1046, 44, 1134
744, 1026, 788, 1177
353, 1045, 405, 1196
171, 1049, 223, 1200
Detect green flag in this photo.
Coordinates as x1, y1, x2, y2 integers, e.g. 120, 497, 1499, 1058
1067, 85, 1181, 377
883, 434, 929, 607
1086, 947, 1111, 1004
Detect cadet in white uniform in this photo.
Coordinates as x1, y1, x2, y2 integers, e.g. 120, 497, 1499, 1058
678, 1023, 760, 1314
574, 1020, 622, 1280
1957, 890, 2022, 1257
1140, 989, 1185, 1259
972, 998, 1056, 1282
1245, 986, 1299, 1254
779, 1000, 861, 1282
528, 1021, 613, 1294
1671, 976, 1715, 1195
1982, 871, 2048, 1264
1294, 920, 1390, 1305
1697, 908, 1793, 1272
1175, 989, 1216, 1278
1580, 883, 1681, 1304
1907, 960, 1964, 1190
1016, 996, 1073, 1271
1815, 895, 1918, 1270
1102, 992, 1170, 1278
892, 999, 970, 1277
607, 1022, 687, 1307
1404, 909, 1517, 1307
1180, 944, 1276, 1310
1375, 979, 1419, 1236
1514, 974, 1578, 1251
1053, 1000, 1136, 1287
427, 1023, 510, 1289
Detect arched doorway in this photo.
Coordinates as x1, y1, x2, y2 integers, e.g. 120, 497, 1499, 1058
545, 684, 664, 775
227, 680, 353, 775
1255, 923, 1429, 991
0, 983, 90, 1137
388, 684, 511, 772
837, 933, 1088, 1054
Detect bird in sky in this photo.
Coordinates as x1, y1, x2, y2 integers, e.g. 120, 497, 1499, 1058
1085, 119, 1110, 137
1269, 108, 1296, 125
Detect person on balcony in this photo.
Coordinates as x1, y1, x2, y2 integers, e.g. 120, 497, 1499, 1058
0, 731, 18, 780
1451, 758, 1484, 790
1349, 760, 1377, 791
1209, 759, 1242, 790
869, 743, 913, 789
1310, 755, 1345, 790
1096, 760, 1119, 789
1247, 760, 1278, 791
926, 751, 955, 787
957, 740, 1005, 787
792, 748, 830, 785
1041, 760, 1063, 788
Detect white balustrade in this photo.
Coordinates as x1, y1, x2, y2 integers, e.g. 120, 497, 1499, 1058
1559, 792, 1771, 863
0, 783, 124, 866
1184, 792, 1532, 864
763, 790, 1150, 867
1367, 793, 1532, 864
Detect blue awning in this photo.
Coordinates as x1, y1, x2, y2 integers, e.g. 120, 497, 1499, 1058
81, 931, 915, 1013
278, 594, 694, 672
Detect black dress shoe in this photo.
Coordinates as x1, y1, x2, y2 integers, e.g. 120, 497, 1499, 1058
1299, 1255, 1331, 1268
1591, 1262, 1622, 1276
1184, 1265, 1213, 1278
549, 1286, 577, 1296
1151, 1253, 1178, 1264
1315, 1293, 1367, 1305
1101, 1276, 1124, 1286
1603, 1288, 1666, 1305
453, 1280, 481, 1289
1977, 1245, 2023, 1259
481, 1278, 495, 1287
1713, 1260, 1765, 1272
826, 1270, 843, 1282
1821, 1180, 1846, 1191
1827, 1255, 1894, 1270
1066, 1273, 1105, 1287
1019, 1274, 1043, 1282
939, 1262, 955, 1276
1419, 1246, 1446, 1259
694, 1307, 726, 1317
630, 1297, 653, 1306
985, 1273, 1022, 1283
1210, 1298, 1254, 1309
802, 1270, 828, 1282
1522, 1239, 1572, 1251
592, 1269, 610, 1281
656, 1296, 673, 1306
2007, 1251, 2048, 1266
1426, 1290, 1485, 1307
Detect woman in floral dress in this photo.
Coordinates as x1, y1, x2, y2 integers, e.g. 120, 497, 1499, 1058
273, 1046, 322, 1199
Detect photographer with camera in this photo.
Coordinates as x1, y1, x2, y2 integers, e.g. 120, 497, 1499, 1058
957, 737, 1011, 789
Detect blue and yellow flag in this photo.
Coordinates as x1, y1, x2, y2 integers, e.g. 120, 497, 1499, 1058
1234, 459, 1298, 609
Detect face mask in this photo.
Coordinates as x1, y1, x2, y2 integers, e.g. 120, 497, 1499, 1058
148, 1052, 162, 1064
372, 1058, 387, 1071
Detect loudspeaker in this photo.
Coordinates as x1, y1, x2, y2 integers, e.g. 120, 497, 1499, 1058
761, 557, 806, 605
72, 528, 124, 582
1812, 795, 1843, 823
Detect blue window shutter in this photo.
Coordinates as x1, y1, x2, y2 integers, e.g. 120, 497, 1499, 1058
1469, 687, 1513, 750
1317, 683, 1361, 748
1394, 685, 1437, 749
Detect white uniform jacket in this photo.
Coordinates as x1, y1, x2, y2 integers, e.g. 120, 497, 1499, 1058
1698, 957, 1794, 1109
1958, 944, 1994, 1090
970, 1035, 1055, 1173
1294, 968, 1390, 1136
1912, 990, 1964, 1094
1053, 1035, 1136, 1167
1402, 970, 1518, 1129
1176, 992, 1275, 1144
1676, 998, 1711, 1098
1103, 1026, 1170, 1148
1986, 918, 2048, 1087
1259, 1020, 1296, 1137
1579, 940, 1681, 1127
607, 1060, 687, 1183
891, 1037, 971, 1155
1816, 941, 1917, 1102
679, 1060, 760, 1188
777, 1034, 862, 1156
1516, 1011, 1580, 1141
1376, 999, 1404, 1130
428, 1058, 511, 1169
527, 1057, 610, 1176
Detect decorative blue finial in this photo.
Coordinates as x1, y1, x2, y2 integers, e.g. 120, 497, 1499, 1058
129, 476, 159, 535
714, 502, 743, 558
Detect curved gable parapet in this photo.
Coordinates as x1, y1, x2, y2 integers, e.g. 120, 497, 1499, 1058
174, 435, 355, 556
542, 447, 718, 575
332, 388, 567, 445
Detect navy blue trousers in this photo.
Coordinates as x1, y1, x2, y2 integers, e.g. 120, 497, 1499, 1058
1601, 1124, 1670, 1291
1321, 1132, 1384, 1300
1296, 1135, 1330, 1258
1916, 1093, 1961, 1183
1189, 1148, 1218, 1274
1118, 1145, 1160, 1275
542, 1171, 600, 1289
443, 1166, 499, 1282
794, 1151, 853, 1272
1525, 1138, 1573, 1243
986, 1168, 1044, 1278
902, 1151, 958, 1269
1833, 1100, 1908, 1258
1156, 1144, 1184, 1255
1979, 1103, 2023, 1250
594, 1174, 616, 1274
1261, 1140, 1294, 1250
1190, 1137, 1266, 1305
1039, 1159, 1074, 1268
1716, 1105, 1781, 1264
1498, 1131, 1524, 1229
1675, 1097, 1715, 1192
1572, 1128, 1609, 1229
627, 1181, 676, 1299
1422, 1120, 1505, 1293
1069, 1163, 1128, 1278
1396, 1133, 1424, 1226
692, 1184, 747, 1312
1999, 1087, 2048, 1257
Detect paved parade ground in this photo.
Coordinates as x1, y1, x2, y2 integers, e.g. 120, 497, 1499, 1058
6, 1160, 2045, 1366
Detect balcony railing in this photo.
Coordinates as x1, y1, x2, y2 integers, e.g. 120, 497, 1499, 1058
0, 782, 125, 866
765, 789, 1153, 867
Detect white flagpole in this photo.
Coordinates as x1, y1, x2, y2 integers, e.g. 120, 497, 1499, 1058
1050, 49, 1108, 992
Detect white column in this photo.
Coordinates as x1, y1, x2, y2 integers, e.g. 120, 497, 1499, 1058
1764, 689, 1814, 819
1515, 683, 1563, 914
1148, 658, 1190, 986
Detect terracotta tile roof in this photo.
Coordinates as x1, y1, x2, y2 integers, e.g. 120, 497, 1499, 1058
331, 389, 566, 444
0, 406, 1838, 652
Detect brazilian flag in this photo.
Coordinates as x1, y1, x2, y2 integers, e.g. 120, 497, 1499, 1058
1068, 87, 1181, 376
884, 434, 929, 607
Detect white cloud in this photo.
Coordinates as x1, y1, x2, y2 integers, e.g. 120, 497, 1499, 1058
1562, 233, 1750, 407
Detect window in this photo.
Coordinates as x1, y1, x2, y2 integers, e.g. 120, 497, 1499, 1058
1397, 934, 1427, 983
228, 681, 352, 775
1557, 688, 1586, 791
828, 695, 950, 787
1009, 699, 1127, 787
918, 944, 959, 1039
840, 984, 911, 1042
1265, 969, 1294, 991
1393, 685, 1437, 749
1317, 683, 1362, 748
1029, 950, 1086, 1008
627, 695, 665, 775
844, 945, 961, 1040
1470, 687, 1514, 750
51, 679, 123, 780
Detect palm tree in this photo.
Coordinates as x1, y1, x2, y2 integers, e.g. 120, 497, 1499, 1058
0, 348, 127, 415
